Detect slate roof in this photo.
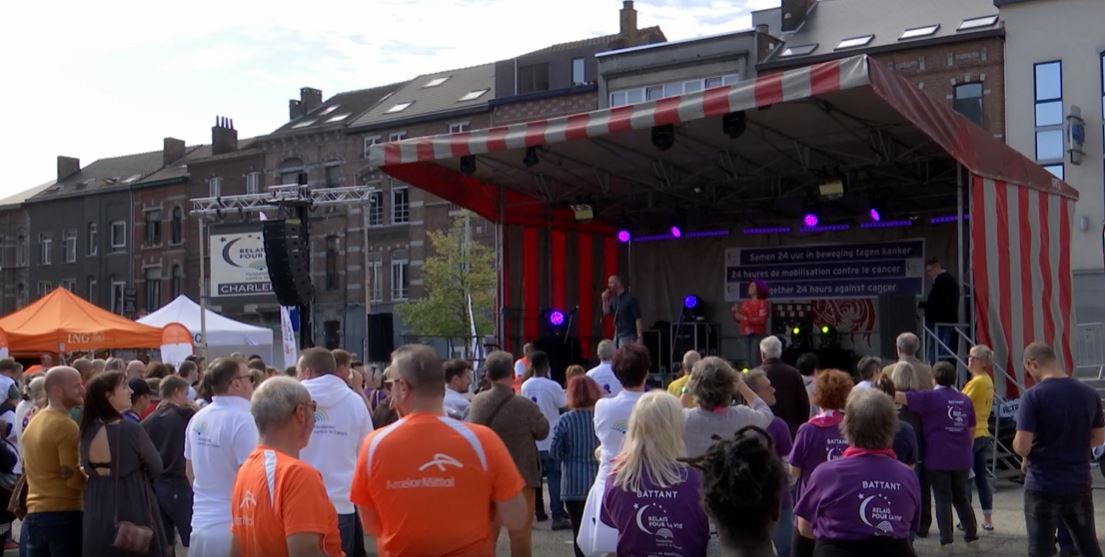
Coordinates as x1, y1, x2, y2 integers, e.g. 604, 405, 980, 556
519, 26, 665, 57
0, 181, 56, 209
270, 83, 407, 137
760, 0, 1002, 68
346, 63, 496, 131
28, 149, 167, 202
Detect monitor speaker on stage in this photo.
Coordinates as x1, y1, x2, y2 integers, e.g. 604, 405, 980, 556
366, 313, 395, 363
263, 219, 314, 307
878, 293, 919, 358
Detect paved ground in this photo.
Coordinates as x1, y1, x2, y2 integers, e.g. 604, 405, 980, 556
8, 479, 1102, 556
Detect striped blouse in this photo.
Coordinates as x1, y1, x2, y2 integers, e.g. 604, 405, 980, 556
550, 408, 600, 501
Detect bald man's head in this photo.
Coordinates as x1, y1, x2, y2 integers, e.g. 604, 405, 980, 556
682, 350, 702, 372
44, 366, 84, 411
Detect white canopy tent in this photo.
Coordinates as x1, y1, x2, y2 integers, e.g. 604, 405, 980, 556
138, 295, 275, 363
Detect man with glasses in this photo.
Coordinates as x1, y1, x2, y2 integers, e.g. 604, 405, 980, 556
185, 357, 258, 557
350, 345, 527, 556
230, 376, 343, 557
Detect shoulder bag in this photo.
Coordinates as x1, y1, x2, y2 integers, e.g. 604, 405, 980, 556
110, 422, 155, 554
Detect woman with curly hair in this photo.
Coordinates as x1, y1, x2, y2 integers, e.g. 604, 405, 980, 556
686, 425, 785, 557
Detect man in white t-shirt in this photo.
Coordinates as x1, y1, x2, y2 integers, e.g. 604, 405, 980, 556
442, 358, 472, 420
513, 343, 535, 388
298, 347, 374, 557
184, 357, 257, 557
586, 340, 622, 397
520, 351, 569, 530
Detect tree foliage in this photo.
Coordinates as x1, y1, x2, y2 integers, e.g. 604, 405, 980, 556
395, 213, 495, 345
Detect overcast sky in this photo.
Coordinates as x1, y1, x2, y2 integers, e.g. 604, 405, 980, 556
0, 0, 776, 197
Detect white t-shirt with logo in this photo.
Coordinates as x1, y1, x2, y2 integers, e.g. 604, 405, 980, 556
184, 395, 258, 529
520, 376, 565, 452
594, 389, 645, 477
586, 361, 623, 398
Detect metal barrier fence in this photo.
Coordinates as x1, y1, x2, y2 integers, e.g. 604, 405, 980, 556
1074, 322, 1105, 379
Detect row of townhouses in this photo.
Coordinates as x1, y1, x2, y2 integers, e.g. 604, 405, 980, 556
2, 0, 1102, 353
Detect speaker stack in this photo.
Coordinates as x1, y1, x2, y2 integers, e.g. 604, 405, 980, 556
263, 219, 314, 307
366, 313, 395, 363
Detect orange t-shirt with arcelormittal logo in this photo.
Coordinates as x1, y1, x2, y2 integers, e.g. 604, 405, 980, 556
349, 412, 524, 557
231, 446, 344, 557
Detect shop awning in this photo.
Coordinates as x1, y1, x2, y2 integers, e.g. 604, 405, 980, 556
0, 288, 163, 353
368, 54, 1077, 395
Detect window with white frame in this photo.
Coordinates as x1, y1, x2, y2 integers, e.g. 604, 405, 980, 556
391, 187, 409, 224
448, 122, 470, 134
610, 73, 740, 106
389, 131, 408, 142
953, 83, 984, 126
38, 233, 51, 265
368, 253, 383, 302
63, 229, 76, 263
1034, 61, 1064, 178
37, 281, 51, 297
86, 276, 97, 304
87, 223, 98, 256
111, 221, 126, 250
325, 164, 340, 188
110, 280, 125, 314
246, 172, 261, 194
390, 251, 409, 301
170, 264, 182, 299
363, 136, 381, 159
60, 278, 76, 292
144, 267, 161, 311
571, 57, 586, 86
144, 210, 161, 246
368, 191, 384, 226
208, 176, 222, 198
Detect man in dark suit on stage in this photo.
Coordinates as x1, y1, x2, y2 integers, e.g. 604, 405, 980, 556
920, 258, 960, 362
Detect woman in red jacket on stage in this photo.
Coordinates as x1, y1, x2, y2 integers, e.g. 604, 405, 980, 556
731, 278, 770, 367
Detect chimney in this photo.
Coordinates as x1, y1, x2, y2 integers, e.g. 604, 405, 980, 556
211, 116, 239, 156
57, 156, 80, 181
163, 137, 186, 166
781, 0, 816, 32
300, 87, 323, 114
619, 1, 638, 38
289, 99, 304, 121
756, 23, 769, 34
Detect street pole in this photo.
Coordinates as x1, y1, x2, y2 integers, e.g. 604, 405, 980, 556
198, 216, 208, 358
363, 194, 371, 361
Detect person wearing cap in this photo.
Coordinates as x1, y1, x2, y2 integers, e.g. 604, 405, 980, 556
122, 378, 150, 423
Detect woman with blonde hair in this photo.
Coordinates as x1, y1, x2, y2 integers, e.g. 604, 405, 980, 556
600, 391, 709, 556
888, 361, 931, 537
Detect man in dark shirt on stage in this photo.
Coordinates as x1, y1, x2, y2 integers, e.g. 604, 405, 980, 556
601, 275, 642, 348
920, 258, 960, 361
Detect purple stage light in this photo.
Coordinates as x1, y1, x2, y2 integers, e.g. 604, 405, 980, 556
869, 208, 881, 222
670, 226, 683, 238
860, 219, 913, 229
683, 295, 699, 310
803, 213, 819, 227
548, 310, 565, 327
743, 226, 792, 235
616, 229, 631, 243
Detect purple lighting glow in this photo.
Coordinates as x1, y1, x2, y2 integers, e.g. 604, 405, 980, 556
869, 208, 881, 222
548, 310, 565, 327
860, 219, 913, 229
670, 226, 683, 238
683, 295, 699, 310
803, 213, 819, 227
616, 230, 631, 243
743, 226, 792, 235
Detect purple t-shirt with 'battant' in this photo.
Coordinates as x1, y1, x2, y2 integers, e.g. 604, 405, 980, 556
794, 453, 921, 541
601, 467, 710, 557
905, 387, 975, 471
789, 412, 847, 500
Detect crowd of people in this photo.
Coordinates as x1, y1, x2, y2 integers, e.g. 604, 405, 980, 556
0, 321, 1097, 557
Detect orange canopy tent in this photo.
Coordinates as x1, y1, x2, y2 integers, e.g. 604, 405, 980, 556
0, 288, 163, 354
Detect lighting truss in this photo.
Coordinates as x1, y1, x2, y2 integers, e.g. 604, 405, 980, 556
189, 183, 377, 216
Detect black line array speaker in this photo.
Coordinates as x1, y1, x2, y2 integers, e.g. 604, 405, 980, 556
263, 219, 314, 307
366, 313, 395, 363
878, 292, 919, 358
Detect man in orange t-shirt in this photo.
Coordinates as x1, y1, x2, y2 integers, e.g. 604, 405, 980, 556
230, 377, 344, 557
350, 345, 527, 556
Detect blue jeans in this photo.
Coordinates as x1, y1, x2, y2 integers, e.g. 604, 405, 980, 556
338, 511, 366, 557
928, 325, 957, 363
772, 499, 793, 557
538, 450, 566, 520
20, 511, 82, 557
1025, 489, 1103, 557
970, 437, 994, 514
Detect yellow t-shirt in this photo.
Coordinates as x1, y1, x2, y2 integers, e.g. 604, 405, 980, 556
666, 375, 696, 408
962, 373, 994, 439
22, 408, 84, 513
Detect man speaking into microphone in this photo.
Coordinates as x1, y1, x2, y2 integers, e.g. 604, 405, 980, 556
601, 275, 642, 348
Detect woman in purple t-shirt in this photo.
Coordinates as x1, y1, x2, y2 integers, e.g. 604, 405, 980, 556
795, 388, 921, 557
601, 391, 710, 557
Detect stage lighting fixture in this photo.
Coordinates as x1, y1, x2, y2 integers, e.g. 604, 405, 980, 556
616, 229, 632, 243
820, 324, 830, 334
868, 208, 882, 222
818, 178, 845, 199
792, 326, 801, 335
802, 213, 819, 228
722, 111, 747, 139
459, 155, 477, 175
523, 147, 539, 168
670, 225, 683, 238
570, 204, 594, 222
683, 295, 699, 310
651, 124, 675, 151
548, 310, 566, 327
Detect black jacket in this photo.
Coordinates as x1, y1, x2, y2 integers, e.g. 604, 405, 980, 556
762, 358, 811, 438
921, 271, 959, 324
